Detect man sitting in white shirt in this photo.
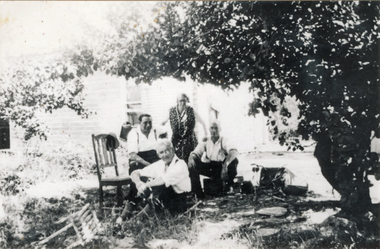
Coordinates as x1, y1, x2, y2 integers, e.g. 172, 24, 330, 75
127, 114, 160, 174
188, 120, 239, 199
121, 114, 160, 220
128, 139, 191, 217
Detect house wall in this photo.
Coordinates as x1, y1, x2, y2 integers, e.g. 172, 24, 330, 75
6, 71, 380, 155
140, 78, 194, 126
8, 73, 272, 153
138, 77, 268, 153
10, 72, 126, 151
196, 82, 269, 152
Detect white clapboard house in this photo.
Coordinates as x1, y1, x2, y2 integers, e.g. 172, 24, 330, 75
5, 72, 271, 153
3, 71, 380, 155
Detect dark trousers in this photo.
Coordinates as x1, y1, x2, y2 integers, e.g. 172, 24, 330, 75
146, 185, 188, 215
188, 155, 238, 198
126, 150, 160, 204
128, 150, 160, 175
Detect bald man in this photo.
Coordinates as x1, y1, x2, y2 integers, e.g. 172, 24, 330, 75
188, 120, 239, 199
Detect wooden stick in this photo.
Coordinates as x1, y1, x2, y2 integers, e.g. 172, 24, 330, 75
101, 207, 124, 211
71, 217, 83, 244
91, 210, 101, 230
77, 203, 91, 218
38, 223, 73, 245
86, 219, 96, 232
177, 201, 202, 218
73, 218, 82, 229
67, 240, 83, 249
79, 210, 91, 223
92, 210, 100, 224
83, 213, 93, 223
185, 201, 202, 214
135, 204, 152, 219
54, 216, 70, 225
273, 196, 285, 202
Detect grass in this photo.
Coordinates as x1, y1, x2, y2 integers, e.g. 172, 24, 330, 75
120, 211, 197, 246
0, 141, 95, 248
1, 143, 380, 249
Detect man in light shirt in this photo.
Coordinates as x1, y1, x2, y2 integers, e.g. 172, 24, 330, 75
121, 114, 160, 220
129, 139, 191, 217
188, 120, 239, 199
127, 113, 160, 174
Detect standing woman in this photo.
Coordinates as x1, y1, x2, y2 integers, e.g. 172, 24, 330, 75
162, 93, 207, 163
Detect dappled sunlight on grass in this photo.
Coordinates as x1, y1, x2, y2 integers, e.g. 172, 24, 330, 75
1, 148, 379, 248
191, 219, 249, 249
303, 208, 339, 225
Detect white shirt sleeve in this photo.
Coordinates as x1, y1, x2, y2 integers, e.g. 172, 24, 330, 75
162, 159, 189, 188
191, 141, 206, 158
127, 129, 138, 154
139, 160, 162, 179
222, 137, 237, 153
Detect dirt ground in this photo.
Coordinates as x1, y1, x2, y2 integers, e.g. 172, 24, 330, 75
20, 151, 380, 249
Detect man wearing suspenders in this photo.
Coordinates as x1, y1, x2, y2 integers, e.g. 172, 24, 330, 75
120, 114, 160, 221
188, 120, 239, 199
127, 114, 159, 174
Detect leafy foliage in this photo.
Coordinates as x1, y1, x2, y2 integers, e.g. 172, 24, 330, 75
0, 47, 95, 140
96, 1, 379, 214
0, 2, 163, 141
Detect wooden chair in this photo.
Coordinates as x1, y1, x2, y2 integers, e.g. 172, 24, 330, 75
91, 134, 131, 210
37, 203, 102, 248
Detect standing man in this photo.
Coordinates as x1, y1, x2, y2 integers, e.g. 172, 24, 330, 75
130, 139, 191, 217
188, 120, 239, 199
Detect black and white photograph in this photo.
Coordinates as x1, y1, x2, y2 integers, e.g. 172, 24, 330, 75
0, 1, 379, 248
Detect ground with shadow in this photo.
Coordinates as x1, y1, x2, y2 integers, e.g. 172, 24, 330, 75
1, 150, 379, 249
2, 180, 379, 249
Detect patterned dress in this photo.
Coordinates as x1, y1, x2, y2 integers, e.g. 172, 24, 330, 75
169, 105, 198, 163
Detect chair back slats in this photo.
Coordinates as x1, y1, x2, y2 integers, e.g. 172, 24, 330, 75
101, 138, 110, 165
113, 150, 119, 176
91, 133, 131, 211
95, 139, 103, 165
92, 134, 119, 181
92, 134, 102, 182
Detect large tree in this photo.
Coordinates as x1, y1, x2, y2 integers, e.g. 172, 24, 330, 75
99, 1, 379, 216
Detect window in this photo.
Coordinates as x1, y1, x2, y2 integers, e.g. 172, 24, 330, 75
126, 84, 142, 125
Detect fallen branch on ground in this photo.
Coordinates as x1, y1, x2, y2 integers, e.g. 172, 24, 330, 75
177, 201, 203, 218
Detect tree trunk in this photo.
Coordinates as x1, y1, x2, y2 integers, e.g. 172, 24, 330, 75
313, 134, 342, 194
339, 175, 372, 215
314, 133, 372, 216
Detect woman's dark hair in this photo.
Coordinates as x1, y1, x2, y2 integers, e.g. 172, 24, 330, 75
138, 114, 152, 122
177, 93, 190, 103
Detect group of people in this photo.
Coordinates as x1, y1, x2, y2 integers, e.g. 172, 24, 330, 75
118, 93, 239, 220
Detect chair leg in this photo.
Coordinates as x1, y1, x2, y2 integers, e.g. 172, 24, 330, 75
99, 186, 104, 212
116, 185, 123, 207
